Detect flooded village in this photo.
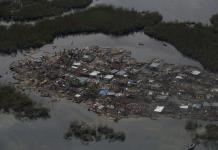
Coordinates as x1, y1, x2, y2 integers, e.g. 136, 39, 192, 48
1, 0, 218, 149
10, 46, 218, 121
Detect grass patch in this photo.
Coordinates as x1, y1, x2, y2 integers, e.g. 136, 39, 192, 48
0, 0, 92, 21
144, 17, 218, 72
0, 85, 49, 120
0, 5, 162, 54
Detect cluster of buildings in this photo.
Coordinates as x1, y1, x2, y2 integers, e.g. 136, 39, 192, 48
11, 46, 218, 120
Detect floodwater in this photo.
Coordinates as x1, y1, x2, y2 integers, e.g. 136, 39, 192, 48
40, 33, 202, 67
0, 32, 209, 150
0, 1, 217, 150
91, 0, 218, 23
1, 0, 218, 26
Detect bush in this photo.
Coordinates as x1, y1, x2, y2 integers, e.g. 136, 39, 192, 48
0, 85, 50, 119
144, 16, 218, 72
0, 0, 92, 21
0, 5, 162, 54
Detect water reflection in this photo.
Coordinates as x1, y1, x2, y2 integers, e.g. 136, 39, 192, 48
39, 32, 202, 68
0, 85, 50, 120
0, 99, 194, 150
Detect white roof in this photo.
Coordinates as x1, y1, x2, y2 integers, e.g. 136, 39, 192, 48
176, 76, 183, 79
150, 62, 160, 68
180, 105, 189, 109
89, 71, 100, 76
71, 66, 78, 69
149, 79, 154, 83
212, 88, 218, 92
73, 62, 81, 66
107, 92, 116, 96
115, 93, 123, 97
191, 70, 201, 75
75, 94, 81, 98
98, 105, 104, 110
123, 74, 128, 77
104, 75, 114, 79
148, 91, 154, 96
83, 55, 89, 58
154, 106, 164, 112
107, 105, 115, 109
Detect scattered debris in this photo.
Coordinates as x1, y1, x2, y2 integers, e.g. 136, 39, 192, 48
10, 46, 218, 120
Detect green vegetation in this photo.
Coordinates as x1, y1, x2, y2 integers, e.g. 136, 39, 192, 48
0, 0, 92, 21
0, 85, 49, 119
64, 121, 125, 143
144, 17, 218, 72
186, 123, 218, 149
197, 124, 218, 140
0, 5, 162, 54
185, 120, 201, 131
1, 1, 218, 72
211, 14, 218, 30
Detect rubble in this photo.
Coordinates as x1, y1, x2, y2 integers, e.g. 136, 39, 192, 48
10, 46, 218, 120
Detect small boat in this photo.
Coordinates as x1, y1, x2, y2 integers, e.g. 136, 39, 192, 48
187, 143, 196, 150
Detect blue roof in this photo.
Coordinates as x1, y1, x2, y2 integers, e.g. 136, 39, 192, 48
99, 88, 109, 96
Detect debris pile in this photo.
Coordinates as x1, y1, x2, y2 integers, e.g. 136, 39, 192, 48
10, 46, 218, 120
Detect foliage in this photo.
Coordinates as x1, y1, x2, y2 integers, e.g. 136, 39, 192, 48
0, 85, 50, 119
0, 0, 92, 21
0, 5, 162, 54
144, 17, 218, 72
185, 120, 201, 131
